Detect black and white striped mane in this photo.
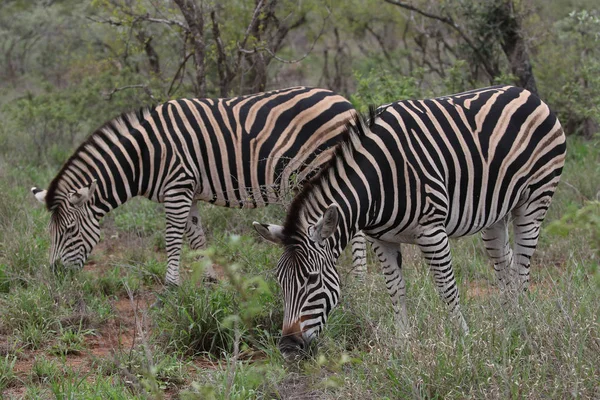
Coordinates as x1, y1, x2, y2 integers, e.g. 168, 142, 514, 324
44, 106, 155, 212
282, 105, 383, 243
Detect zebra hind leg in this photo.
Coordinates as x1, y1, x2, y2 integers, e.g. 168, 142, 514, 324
481, 216, 514, 292
417, 227, 469, 334
163, 187, 195, 287
349, 231, 367, 279
185, 201, 207, 251
184, 201, 218, 281
370, 240, 408, 334
510, 197, 551, 293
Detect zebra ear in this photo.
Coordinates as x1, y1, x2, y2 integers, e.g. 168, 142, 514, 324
68, 180, 97, 207
31, 187, 47, 204
253, 222, 285, 245
312, 204, 339, 243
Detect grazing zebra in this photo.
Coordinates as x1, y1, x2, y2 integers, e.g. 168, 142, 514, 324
30, 87, 368, 286
253, 85, 566, 358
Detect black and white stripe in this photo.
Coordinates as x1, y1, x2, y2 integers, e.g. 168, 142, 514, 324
31, 87, 367, 285
255, 85, 566, 357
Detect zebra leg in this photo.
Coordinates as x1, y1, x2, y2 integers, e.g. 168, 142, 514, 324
185, 201, 207, 250
349, 231, 367, 279
164, 187, 194, 287
370, 240, 407, 332
481, 216, 513, 292
510, 199, 549, 293
417, 228, 469, 334
184, 201, 219, 281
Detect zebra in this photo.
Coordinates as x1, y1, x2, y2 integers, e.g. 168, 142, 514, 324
253, 85, 567, 358
30, 87, 368, 286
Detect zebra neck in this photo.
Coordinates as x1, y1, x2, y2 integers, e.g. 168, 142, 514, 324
303, 185, 369, 257
57, 160, 140, 218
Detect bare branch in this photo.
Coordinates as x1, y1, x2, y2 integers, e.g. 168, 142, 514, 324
384, 0, 453, 24
383, 0, 499, 79
211, 10, 233, 96
238, 7, 331, 64
142, 16, 188, 30
167, 52, 194, 97
103, 84, 156, 101
87, 15, 187, 30
363, 23, 396, 67
235, 0, 265, 72
173, 0, 207, 97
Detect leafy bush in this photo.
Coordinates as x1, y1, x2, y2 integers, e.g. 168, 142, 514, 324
547, 200, 600, 258
538, 10, 600, 137
153, 236, 281, 357
350, 69, 421, 113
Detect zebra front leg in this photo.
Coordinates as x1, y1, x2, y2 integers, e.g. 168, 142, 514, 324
350, 231, 367, 279
481, 216, 513, 292
164, 188, 194, 287
370, 239, 408, 333
417, 228, 469, 334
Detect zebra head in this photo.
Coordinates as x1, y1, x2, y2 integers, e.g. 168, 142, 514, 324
254, 204, 341, 359
31, 180, 101, 271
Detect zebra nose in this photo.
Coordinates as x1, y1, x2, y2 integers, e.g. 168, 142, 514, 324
278, 334, 306, 360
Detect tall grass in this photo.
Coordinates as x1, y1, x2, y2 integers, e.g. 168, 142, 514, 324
1, 137, 599, 399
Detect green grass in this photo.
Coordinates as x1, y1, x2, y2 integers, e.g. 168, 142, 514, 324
0, 354, 18, 392
1, 137, 599, 398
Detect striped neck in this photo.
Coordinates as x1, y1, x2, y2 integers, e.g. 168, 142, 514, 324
288, 165, 377, 257
45, 111, 150, 218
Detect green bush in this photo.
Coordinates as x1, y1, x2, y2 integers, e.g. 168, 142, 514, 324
350, 69, 421, 113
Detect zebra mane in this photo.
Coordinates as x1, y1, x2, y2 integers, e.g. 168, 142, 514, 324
44, 106, 155, 212
282, 105, 381, 243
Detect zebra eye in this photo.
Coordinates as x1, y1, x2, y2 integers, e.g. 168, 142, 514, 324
307, 272, 319, 285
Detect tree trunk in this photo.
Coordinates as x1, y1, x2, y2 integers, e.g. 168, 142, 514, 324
173, 0, 206, 97
136, 30, 161, 76
496, 0, 538, 95
243, 0, 270, 94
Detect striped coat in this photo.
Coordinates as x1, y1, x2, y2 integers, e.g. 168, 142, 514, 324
31, 87, 365, 285
254, 85, 567, 358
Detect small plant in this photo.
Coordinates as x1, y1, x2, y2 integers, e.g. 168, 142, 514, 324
51, 326, 95, 356
17, 322, 52, 350
31, 357, 59, 383
547, 200, 600, 254
153, 281, 237, 356
0, 354, 17, 391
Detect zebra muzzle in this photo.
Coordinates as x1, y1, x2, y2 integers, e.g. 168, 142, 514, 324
278, 333, 306, 360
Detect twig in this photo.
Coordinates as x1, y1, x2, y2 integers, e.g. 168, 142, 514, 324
237, 7, 331, 64
87, 13, 187, 31
167, 52, 194, 97
561, 180, 588, 202
383, 0, 499, 79
104, 84, 156, 101
235, 0, 265, 74
224, 318, 241, 398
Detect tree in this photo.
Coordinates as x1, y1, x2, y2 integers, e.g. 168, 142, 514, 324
382, 0, 538, 95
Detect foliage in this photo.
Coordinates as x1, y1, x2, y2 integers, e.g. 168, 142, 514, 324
0, 354, 18, 392
153, 236, 280, 357
350, 69, 421, 113
1, 0, 600, 397
537, 9, 600, 137
547, 201, 600, 256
